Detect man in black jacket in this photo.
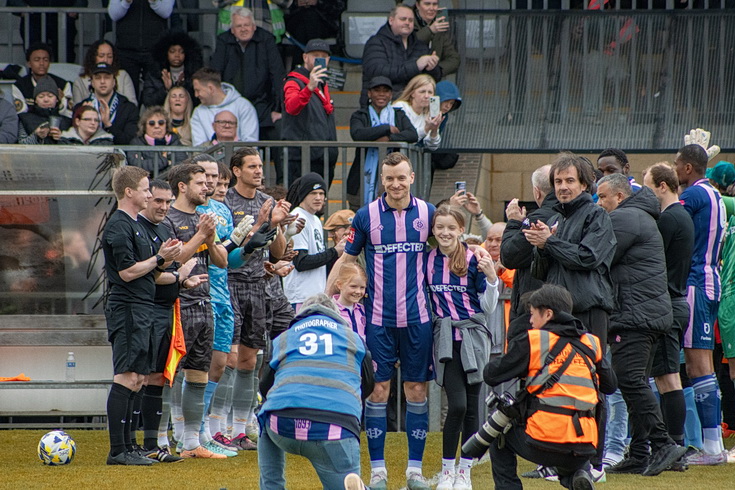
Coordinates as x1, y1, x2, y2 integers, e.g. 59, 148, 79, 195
360, 4, 441, 107
501, 164, 558, 320
210, 6, 285, 174
75, 62, 138, 145
596, 174, 687, 476
523, 152, 616, 477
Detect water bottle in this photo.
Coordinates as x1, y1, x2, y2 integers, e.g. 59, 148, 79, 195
65, 352, 76, 382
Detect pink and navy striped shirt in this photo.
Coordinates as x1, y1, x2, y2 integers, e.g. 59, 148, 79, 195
427, 246, 488, 321
333, 294, 367, 339
345, 194, 435, 327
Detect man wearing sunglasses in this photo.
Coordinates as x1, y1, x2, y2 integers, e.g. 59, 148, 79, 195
75, 62, 138, 144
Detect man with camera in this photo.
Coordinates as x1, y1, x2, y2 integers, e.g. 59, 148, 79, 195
473, 284, 617, 490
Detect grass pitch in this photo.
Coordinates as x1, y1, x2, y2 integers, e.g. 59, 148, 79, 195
2, 430, 731, 489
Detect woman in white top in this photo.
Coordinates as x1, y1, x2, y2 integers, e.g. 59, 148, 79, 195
392, 74, 443, 150
72, 40, 137, 106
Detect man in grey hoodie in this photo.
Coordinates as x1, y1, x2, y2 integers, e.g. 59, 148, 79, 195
190, 67, 259, 146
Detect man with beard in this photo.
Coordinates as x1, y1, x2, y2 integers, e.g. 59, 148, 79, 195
162, 163, 229, 458
283, 172, 346, 311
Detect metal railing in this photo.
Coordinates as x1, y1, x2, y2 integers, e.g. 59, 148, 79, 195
445, 9, 735, 150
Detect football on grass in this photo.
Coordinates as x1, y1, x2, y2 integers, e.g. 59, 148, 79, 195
38, 430, 76, 465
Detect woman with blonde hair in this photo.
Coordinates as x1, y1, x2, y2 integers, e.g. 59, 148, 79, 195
126, 106, 183, 176
393, 74, 443, 150
163, 86, 193, 146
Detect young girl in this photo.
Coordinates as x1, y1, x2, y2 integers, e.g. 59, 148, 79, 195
333, 262, 368, 340
428, 205, 499, 490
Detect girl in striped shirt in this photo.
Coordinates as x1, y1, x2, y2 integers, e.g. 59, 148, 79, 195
333, 262, 368, 340
428, 205, 499, 490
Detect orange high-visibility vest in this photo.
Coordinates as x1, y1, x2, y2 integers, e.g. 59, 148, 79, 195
525, 329, 602, 448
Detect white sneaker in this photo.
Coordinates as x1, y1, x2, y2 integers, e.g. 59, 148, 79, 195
343, 473, 366, 490
453, 470, 472, 490
369, 469, 388, 490
727, 446, 735, 464
590, 467, 606, 483
436, 469, 454, 490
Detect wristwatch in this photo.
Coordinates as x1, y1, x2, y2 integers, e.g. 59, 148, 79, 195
155, 254, 165, 267
171, 271, 180, 282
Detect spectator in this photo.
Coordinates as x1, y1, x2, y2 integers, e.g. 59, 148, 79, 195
72, 40, 138, 106
107, 0, 175, 96
596, 174, 685, 476
501, 165, 558, 320
13, 42, 73, 116
323, 209, 355, 245
190, 67, 259, 146
282, 173, 345, 310
522, 152, 617, 478
213, 0, 277, 34
142, 31, 203, 108
393, 74, 443, 150
163, 86, 193, 146
202, 110, 239, 162
126, 106, 183, 177
7, 0, 87, 63
0, 93, 19, 143
347, 76, 418, 208
257, 293, 373, 489
705, 160, 735, 196
281, 39, 337, 185
597, 148, 642, 191
431, 80, 462, 172
17, 76, 71, 145
75, 62, 138, 145
412, 0, 460, 78
210, 7, 285, 151
361, 4, 440, 107
59, 104, 113, 145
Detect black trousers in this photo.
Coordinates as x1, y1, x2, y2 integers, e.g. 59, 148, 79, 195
576, 308, 608, 468
610, 329, 673, 459
489, 424, 591, 490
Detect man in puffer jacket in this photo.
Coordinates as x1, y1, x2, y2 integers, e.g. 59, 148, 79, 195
596, 173, 687, 477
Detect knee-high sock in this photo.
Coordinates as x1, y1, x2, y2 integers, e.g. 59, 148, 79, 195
405, 399, 429, 471
209, 366, 234, 436
232, 368, 255, 437
171, 371, 185, 443
107, 383, 133, 456
200, 380, 218, 442
141, 384, 163, 450
182, 380, 207, 450
692, 374, 723, 454
683, 386, 703, 449
660, 390, 686, 446
126, 388, 143, 450
158, 384, 172, 447
365, 400, 387, 469
250, 352, 264, 413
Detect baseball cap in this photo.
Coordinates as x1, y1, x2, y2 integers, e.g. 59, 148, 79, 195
92, 62, 114, 75
368, 76, 393, 90
324, 209, 355, 231
705, 161, 735, 189
304, 39, 331, 55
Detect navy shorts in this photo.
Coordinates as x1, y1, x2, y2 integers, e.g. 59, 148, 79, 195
105, 302, 155, 376
366, 322, 435, 383
684, 285, 718, 350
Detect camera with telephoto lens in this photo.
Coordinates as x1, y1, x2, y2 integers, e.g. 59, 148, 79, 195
461, 386, 522, 458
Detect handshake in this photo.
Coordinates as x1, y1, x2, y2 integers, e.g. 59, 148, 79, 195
224, 215, 279, 256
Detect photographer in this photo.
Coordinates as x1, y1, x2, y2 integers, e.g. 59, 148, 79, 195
479, 284, 617, 490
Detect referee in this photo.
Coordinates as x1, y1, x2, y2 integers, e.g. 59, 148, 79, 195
102, 166, 182, 465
